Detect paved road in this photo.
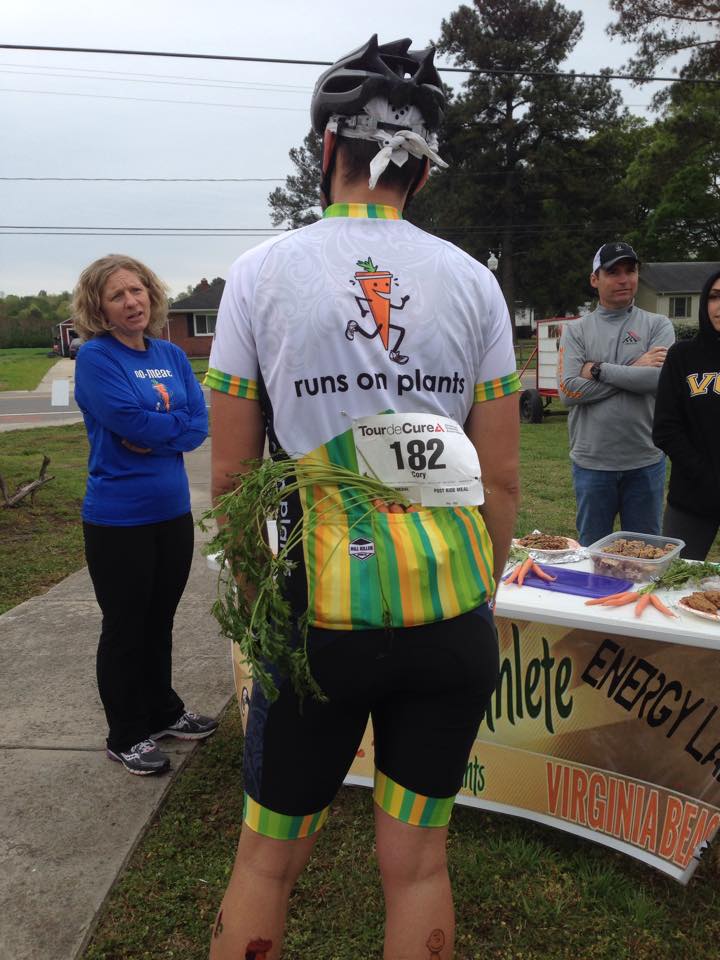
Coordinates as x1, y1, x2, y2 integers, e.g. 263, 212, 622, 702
0, 357, 209, 432
0, 357, 83, 431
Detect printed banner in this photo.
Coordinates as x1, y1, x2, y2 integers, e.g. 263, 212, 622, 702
233, 616, 720, 883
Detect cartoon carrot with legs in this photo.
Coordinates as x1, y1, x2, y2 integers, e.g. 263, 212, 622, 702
347, 256, 410, 363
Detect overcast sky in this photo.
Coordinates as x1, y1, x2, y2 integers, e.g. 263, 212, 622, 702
0, 0, 683, 296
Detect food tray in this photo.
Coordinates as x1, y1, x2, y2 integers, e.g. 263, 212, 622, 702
676, 599, 720, 623
504, 565, 633, 599
587, 531, 684, 583
512, 535, 582, 563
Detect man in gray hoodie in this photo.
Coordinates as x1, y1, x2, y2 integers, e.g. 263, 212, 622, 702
557, 242, 675, 546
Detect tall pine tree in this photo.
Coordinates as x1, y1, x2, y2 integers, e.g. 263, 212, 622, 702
410, 0, 628, 328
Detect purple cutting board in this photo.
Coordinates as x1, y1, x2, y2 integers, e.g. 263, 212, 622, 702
504, 564, 633, 599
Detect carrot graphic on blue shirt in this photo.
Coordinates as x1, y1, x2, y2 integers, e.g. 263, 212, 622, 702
152, 381, 170, 411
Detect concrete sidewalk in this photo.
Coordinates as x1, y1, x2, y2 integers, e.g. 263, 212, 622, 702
0, 440, 234, 960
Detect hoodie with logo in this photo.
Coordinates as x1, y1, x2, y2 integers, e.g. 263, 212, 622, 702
558, 304, 675, 470
652, 269, 720, 520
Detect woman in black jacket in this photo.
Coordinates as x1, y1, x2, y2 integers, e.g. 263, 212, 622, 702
652, 268, 720, 559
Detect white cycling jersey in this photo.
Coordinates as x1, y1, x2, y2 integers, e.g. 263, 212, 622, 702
208, 203, 520, 630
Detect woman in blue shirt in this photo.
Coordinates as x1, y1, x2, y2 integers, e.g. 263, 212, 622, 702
73, 254, 216, 775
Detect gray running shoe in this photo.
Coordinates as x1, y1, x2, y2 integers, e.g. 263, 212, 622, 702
151, 711, 218, 741
107, 739, 171, 776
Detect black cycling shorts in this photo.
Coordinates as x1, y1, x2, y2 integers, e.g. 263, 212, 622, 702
242, 604, 499, 839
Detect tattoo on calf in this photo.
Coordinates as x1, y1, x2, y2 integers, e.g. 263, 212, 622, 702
245, 936, 273, 959
426, 928, 446, 958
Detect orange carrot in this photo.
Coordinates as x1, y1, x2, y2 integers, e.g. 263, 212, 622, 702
603, 592, 641, 606
504, 564, 521, 584
152, 381, 171, 412
354, 263, 394, 348
388, 503, 405, 514
650, 594, 677, 618
634, 593, 652, 617
531, 562, 556, 582
585, 591, 633, 606
516, 556, 534, 586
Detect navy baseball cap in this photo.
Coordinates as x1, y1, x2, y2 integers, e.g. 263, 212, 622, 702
592, 242, 640, 273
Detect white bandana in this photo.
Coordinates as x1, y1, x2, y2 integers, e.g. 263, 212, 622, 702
327, 96, 448, 189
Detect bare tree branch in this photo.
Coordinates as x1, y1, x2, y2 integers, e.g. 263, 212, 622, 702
0, 456, 55, 508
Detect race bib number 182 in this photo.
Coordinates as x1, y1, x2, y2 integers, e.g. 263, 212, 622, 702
352, 413, 484, 507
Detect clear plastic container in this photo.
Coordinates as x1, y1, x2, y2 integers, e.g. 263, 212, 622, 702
587, 531, 685, 583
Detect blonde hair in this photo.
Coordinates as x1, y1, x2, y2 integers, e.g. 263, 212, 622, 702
72, 254, 169, 339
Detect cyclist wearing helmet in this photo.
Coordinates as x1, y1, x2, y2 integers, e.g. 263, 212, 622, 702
208, 35, 520, 960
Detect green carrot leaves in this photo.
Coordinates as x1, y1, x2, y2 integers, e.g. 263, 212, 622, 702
200, 456, 409, 703
356, 257, 378, 272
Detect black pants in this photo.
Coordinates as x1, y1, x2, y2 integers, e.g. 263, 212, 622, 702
663, 503, 720, 561
83, 512, 193, 752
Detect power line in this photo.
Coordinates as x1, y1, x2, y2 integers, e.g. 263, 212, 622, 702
0, 66, 311, 94
0, 232, 280, 237
1, 225, 281, 230
2, 43, 719, 85
0, 177, 286, 183
0, 60, 312, 89
0, 86, 307, 111
0, 222, 639, 237
0, 167, 654, 183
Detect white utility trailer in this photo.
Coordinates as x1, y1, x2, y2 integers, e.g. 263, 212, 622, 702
518, 315, 580, 422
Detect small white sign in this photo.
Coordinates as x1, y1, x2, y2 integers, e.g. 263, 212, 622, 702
51, 378, 70, 407
352, 413, 484, 508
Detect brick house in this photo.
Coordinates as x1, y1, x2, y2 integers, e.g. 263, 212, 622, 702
166, 277, 224, 357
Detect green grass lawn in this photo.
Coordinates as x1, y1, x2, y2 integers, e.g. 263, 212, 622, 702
1, 413, 718, 959
0, 423, 87, 614
81, 703, 720, 960
79, 404, 719, 960
0, 347, 59, 390
190, 357, 209, 382
515, 337, 538, 371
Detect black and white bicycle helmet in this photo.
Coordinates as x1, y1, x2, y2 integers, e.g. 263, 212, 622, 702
311, 34, 445, 135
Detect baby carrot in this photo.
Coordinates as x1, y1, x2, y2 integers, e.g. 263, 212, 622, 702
516, 556, 534, 587
634, 593, 652, 617
585, 591, 633, 606
650, 594, 677, 618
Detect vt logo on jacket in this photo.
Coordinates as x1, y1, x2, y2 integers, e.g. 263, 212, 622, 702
686, 372, 720, 396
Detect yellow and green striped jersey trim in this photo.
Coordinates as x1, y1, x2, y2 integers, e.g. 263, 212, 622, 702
243, 794, 329, 840
323, 203, 402, 220
297, 425, 494, 631
374, 769, 455, 827
474, 370, 522, 403
204, 367, 259, 399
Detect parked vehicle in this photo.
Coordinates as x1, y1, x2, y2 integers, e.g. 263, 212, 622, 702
69, 337, 83, 360
518, 316, 580, 422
